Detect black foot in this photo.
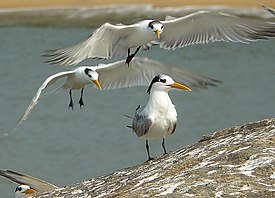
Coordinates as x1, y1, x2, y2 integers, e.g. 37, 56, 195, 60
125, 46, 141, 66
125, 55, 134, 66
78, 98, 84, 108
78, 87, 84, 109
69, 89, 74, 110
146, 157, 154, 162
162, 138, 168, 155
69, 100, 74, 110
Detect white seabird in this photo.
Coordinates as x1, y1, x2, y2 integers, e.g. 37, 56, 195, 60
44, 10, 275, 66
11, 57, 219, 132
15, 185, 37, 198
0, 169, 57, 198
130, 74, 191, 161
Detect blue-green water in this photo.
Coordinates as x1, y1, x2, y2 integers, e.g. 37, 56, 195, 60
0, 26, 274, 197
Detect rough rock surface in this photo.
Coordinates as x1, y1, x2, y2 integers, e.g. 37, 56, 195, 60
39, 118, 275, 197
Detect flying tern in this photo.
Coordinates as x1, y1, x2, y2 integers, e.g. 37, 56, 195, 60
15, 185, 37, 198
129, 74, 191, 161
12, 57, 219, 132
44, 10, 275, 66
0, 169, 57, 198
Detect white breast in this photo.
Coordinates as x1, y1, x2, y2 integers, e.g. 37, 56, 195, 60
122, 20, 157, 48
142, 91, 177, 140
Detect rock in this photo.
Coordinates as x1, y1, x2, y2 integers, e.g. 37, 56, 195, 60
39, 118, 275, 197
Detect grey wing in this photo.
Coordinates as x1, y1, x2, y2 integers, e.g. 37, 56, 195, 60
132, 106, 153, 137
95, 56, 220, 90
13, 70, 75, 131
160, 10, 275, 50
44, 23, 132, 66
168, 122, 177, 135
0, 169, 58, 192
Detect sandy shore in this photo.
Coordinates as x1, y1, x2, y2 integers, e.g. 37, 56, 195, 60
1, 0, 275, 8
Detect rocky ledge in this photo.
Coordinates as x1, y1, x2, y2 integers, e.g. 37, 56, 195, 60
39, 118, 275, 197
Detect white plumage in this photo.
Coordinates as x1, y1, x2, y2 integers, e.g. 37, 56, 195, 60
131, 74, 191, 161
11, 57, 219, 132
44, 10, 275, 66
0, 169, 57, 198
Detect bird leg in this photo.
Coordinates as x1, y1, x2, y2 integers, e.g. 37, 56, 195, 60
146, 140, 154, 161
78, 87, 84, 108
68, 89, 74, 110
125, 46, 141, 66
162, 138, 168, 155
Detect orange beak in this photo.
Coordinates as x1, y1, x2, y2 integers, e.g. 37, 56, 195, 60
155, 29, 161, 40
24, 188, 36, 194
170, 82, 191, 91
92, 80, 102, 91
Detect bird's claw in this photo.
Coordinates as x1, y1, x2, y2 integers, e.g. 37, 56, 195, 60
78, 98, 84, 109
69, 101, 74, 110
125, 55, 134, 66
146, 157, 154, 162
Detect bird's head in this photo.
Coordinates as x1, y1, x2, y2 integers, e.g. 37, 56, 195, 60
84, 68, 102, 90
148, 20, 163, 40
147, 74, 191, 94
15, 185, 36, 198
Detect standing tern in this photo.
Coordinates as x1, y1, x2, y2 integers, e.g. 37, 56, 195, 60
12, 57, 219, 132
0, 169, 57, 197
44, 10, 275, 66
129, 74, 191, 161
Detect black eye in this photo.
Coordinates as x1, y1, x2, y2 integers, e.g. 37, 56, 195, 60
160, 79, 166, 83
15, 186, 22, 192
150, 25, 153, 29
161, 25, 164, 29
88, 74, 92, 78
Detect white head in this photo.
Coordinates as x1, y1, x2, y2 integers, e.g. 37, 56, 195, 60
15, 185, 36, 198
147, 20, 164, 40
147, 74, 191, 94
83, 68, 102, 90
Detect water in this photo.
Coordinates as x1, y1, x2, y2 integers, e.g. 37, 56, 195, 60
0, 14, 275, 198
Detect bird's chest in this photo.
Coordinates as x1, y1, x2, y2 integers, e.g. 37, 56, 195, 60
144, 100, 177, 139
67, 75, 88, 90
122, 29, 156, 47
151, 106, 177, 129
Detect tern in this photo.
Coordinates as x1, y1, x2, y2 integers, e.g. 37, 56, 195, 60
129, 74, 191, 161
44, 10, 275, 66
0, 169, 57, 198
12, 57, 219, 132
15, 185, 37, 198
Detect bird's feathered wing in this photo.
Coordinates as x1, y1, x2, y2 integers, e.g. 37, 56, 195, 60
44, 23, 134, 66
159, 10, 275, 49
0, 169, 57, 192
132, 105, 153, 137
13, 70, 75, 131
95, 57, 220, 90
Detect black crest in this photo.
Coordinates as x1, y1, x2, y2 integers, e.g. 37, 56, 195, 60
15, 186, 22, 192
84, 68, 92, 75
148, 20, 161, 29
147, 75, 161, 94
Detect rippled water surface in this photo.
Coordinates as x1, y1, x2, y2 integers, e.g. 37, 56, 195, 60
0, 21, 274, 197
